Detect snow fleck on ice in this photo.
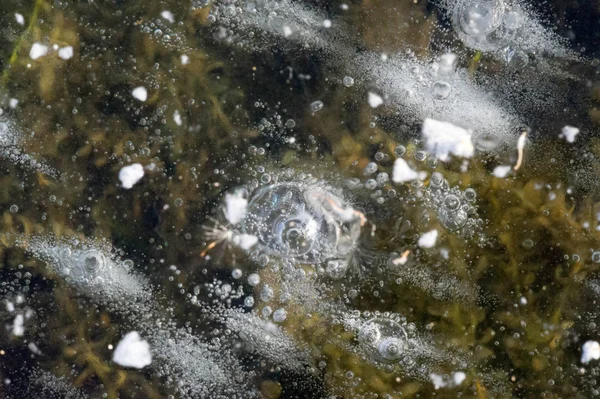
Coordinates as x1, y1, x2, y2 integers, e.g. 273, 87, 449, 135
118, 163, 144, 189
29, 43, 48, 60
493, 165, 512, 178
392, 158, 425, 183
161, 10, 175, 23
418, 230, 438, 248
283, 26, 293, 37
15, 13, 25, 26
368, 92, 384, 108
9, 99, 19, 109
58, 46, 73, 60
232, 234, 258, 250
173, 110, 182, 126
581, 340, 600, 364
559, 125, 579, 143
225, 192, 248, 225
422, 118, 474, 162
112, 331, 152, 369
430, 371, 466, 390
131, 86, 148, 102
12, 314, 25, 336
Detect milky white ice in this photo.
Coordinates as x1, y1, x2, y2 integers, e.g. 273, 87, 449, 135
57, 46, 74, 60
493, 165, 512, 178
422, 118, 474, 161
112, 331, 152, 369
224, 192, 248, 225
131, 86, 148, 102
29, 43, 48, 60
560, 126, 579, 143
581, 340, 600, 364
119, 163, 144, 189
368, 92, 384, 108
392, 158, 426, 183
418, 230, 439, 248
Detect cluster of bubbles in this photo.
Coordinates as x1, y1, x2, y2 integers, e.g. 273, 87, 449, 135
238, 180, 363, 268
357, 316, 410, 364
451, 0, 522, 53
426, 172, 484, 240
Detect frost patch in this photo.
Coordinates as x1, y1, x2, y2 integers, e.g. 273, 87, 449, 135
112, 331, 152, 369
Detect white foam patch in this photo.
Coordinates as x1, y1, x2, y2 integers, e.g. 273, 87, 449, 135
119, 163, 144, 189
113, 331, 152, 369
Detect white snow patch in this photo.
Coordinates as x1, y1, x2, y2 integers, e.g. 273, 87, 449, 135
118, 164, 144, 189
560, 126, 579, 143
15, 13, 25, 26
161, 10, 175, 23
9, 99, 19, 109
225, 193, 248, 225
581, 340, 600, 364
368, 92, 384, 108
493, 165, 512, 178
232, 234, 259, 250
283, 25, 293, 37
418, 230, 438, 248
29, 43, 48, 60
392, 158, 425, 183
58, 46, 73, 60
323, 19, 332, 28
173, 110, 182, 126
112, 331, 152, 369
430, 371, 466, 390
180, 54, 190, 65
132, 86, 148, 102
422, 118, 474, 162
12, 314, 24, 336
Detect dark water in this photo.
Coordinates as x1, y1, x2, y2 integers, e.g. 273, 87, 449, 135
0, 0, 600, 398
